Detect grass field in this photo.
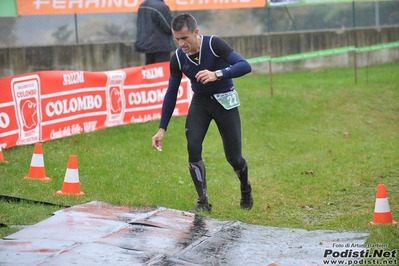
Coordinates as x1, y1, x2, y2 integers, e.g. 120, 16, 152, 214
1, 62, 398, 261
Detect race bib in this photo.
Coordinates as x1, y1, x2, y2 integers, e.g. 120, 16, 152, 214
213, 90, 240, 110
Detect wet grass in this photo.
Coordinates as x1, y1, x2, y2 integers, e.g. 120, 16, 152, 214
1, 62, 398, 258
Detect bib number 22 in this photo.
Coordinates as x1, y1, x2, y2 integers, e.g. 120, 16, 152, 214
214, 90, 240, 110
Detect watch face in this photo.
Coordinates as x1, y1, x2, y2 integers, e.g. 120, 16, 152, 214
216, 70, 223, 78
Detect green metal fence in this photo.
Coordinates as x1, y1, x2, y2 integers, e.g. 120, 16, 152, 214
247, 41, 399, 96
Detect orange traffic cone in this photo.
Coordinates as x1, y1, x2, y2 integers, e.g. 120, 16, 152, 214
0, 145, 9, 164
370, 184, 397, 225
23, 143, 51, 182
55, 155, 84, 196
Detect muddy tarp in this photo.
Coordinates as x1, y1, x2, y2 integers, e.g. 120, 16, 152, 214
0, 201, 369, 265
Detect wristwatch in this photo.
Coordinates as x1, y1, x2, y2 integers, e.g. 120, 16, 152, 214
215, 70, 223, 79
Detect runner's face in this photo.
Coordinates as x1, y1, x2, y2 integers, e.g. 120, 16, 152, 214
173, 27, 199, 55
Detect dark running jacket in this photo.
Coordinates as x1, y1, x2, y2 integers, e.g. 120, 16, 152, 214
134, 0, 175, 54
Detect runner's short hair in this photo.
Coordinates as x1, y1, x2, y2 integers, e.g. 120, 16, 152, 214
172, 13, 198, 33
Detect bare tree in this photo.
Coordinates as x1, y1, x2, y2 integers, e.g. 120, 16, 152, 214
0, 18, 17, 47
52, 24, 74, 44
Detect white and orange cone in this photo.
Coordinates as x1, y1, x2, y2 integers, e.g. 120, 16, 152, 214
23, 143, 51, 182
0, 145, 9, 164
370, 184, 397, 225
55, 155, 84, 196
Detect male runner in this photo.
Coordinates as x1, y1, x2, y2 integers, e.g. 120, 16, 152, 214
152, 13, 253, 211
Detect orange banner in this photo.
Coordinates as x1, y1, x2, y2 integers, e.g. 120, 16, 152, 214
16, 0, 266, 15
0, 62, 192, 149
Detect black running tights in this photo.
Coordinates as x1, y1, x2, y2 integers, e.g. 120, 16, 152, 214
185, 93, 246, 171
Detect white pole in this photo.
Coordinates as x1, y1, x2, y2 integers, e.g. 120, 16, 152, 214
375, 2, 380, 27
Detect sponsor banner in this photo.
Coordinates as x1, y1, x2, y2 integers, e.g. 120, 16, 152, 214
16, 0, 266, 15
0, 62, 192, 149
268, 0, 392, 6
11, 74, 42, 145
165, 0, 266, 11
14, 0, 393, 15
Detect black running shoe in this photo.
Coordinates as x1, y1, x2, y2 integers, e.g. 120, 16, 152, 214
240, 184, 253, 210
192, 196, 212, 212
